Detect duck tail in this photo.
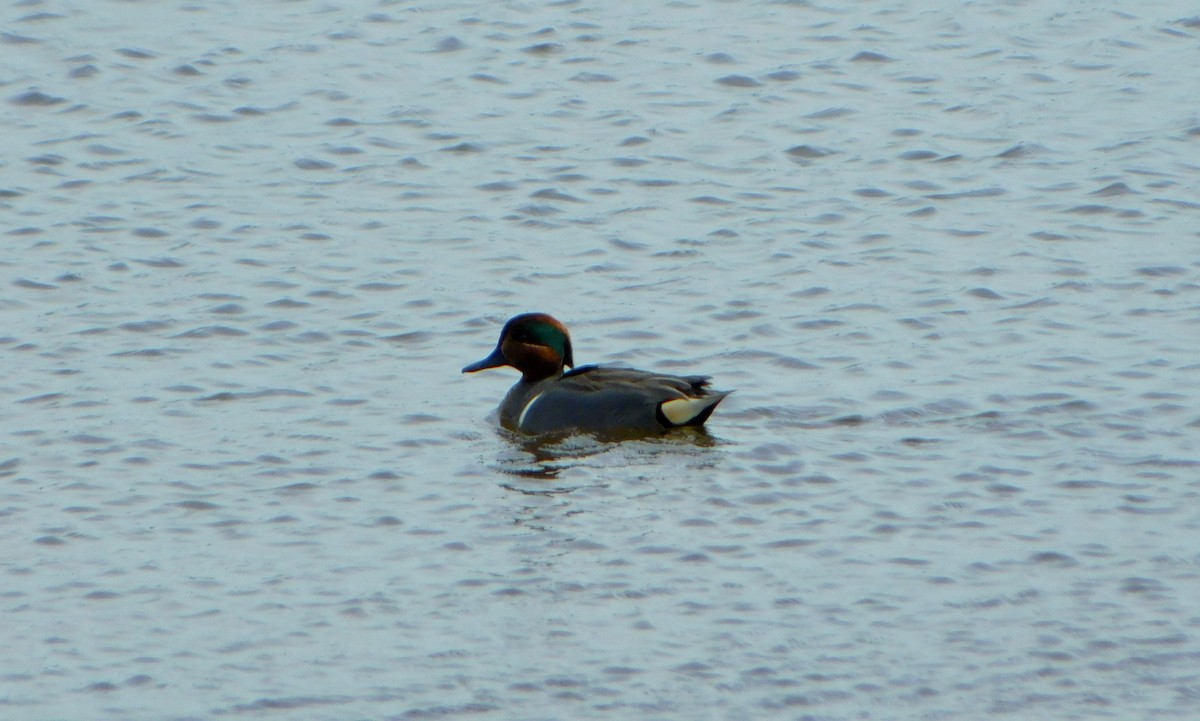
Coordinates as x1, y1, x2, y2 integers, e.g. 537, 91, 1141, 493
658, 391, 732, 427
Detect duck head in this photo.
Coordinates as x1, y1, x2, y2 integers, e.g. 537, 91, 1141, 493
462, 312, 575, 382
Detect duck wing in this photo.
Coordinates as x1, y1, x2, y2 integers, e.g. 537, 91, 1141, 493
514, 365, 729, 433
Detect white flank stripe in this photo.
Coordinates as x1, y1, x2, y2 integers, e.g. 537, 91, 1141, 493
517, 391, 545, 429
660, 397, 713, 426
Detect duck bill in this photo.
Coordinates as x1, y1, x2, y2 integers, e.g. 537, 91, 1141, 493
462, 345, 507, 373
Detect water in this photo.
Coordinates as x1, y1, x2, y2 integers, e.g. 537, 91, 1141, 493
3, 1, 1199, 719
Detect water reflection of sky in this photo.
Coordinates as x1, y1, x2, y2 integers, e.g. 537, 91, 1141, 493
4, 1, 1199, 718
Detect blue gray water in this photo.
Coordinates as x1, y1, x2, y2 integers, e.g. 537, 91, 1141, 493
3, 1, 1199, 719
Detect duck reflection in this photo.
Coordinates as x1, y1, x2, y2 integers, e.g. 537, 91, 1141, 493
494, 425, 723, 484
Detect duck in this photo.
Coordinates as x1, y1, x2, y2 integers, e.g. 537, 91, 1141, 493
462, 312, 731, 436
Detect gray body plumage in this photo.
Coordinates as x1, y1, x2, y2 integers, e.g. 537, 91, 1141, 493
498, 365, 730, 435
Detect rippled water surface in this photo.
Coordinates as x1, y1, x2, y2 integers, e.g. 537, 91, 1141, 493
4, 1, 1200, 719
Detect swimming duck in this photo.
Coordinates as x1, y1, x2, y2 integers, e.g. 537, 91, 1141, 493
462, 313, 731, 435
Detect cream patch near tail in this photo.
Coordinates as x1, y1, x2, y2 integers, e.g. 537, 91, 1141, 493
659, 395, 723, 426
